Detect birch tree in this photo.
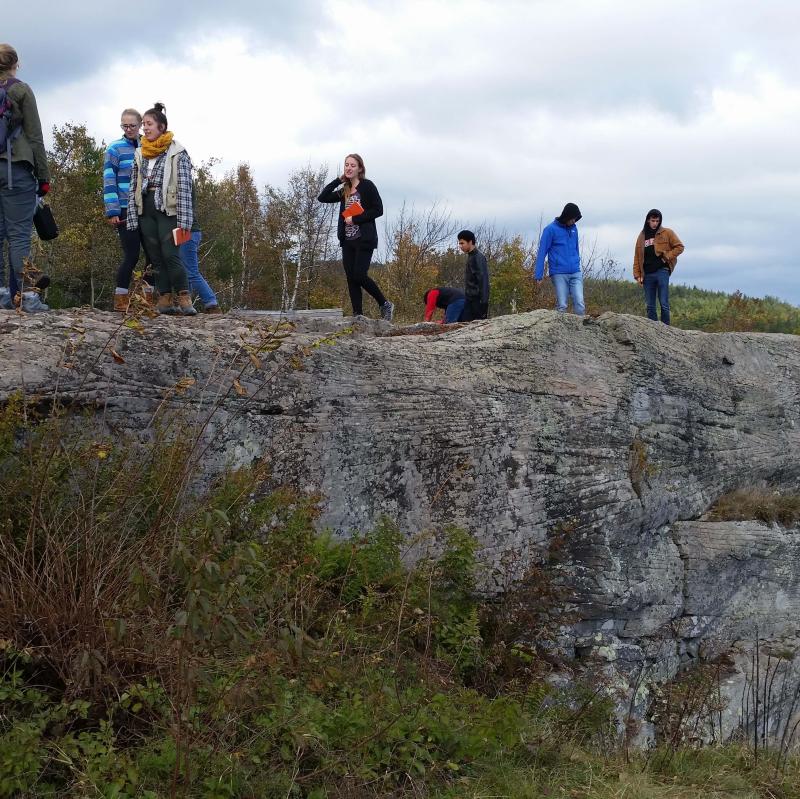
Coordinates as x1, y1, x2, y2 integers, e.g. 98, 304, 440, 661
263, 165, 337, 311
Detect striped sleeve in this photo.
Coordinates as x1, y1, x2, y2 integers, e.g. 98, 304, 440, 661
103, 143, 121, 217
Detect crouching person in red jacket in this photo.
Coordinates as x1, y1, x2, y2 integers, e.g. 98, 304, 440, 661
423, 286, 466, 323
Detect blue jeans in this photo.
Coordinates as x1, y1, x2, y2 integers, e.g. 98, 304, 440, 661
550, 272, 585, 315
445, 298, 465, 322
643, 267, 670, 324
0, 162, 37, 294
179, 231, 218, 307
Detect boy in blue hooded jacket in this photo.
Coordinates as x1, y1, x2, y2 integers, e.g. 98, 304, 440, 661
534, 202, 584, 316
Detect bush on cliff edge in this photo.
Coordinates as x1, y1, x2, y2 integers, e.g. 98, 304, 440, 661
0, 395, 617, 797
3, 391, 800, 798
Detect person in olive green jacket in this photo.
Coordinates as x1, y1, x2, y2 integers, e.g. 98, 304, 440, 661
0, 43, 50, 306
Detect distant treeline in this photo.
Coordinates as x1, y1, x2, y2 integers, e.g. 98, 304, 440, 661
33, 123, 800, 334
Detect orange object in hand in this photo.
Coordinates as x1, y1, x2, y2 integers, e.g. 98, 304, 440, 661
342, 202, 364, 219
172, 228, 191, 246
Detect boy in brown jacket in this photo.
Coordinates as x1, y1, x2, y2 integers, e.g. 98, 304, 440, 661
632, 209, 684, 325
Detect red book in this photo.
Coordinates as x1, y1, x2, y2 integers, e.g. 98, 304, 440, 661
173, 227, 191, 246
342, 202, 364, 219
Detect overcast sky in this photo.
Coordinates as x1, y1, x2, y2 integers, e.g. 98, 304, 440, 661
10, 0, 800, 303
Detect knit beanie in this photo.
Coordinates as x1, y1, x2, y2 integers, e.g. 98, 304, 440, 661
558, 202, 582, 224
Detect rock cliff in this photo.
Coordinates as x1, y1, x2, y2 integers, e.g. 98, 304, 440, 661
2, 307, 799, 740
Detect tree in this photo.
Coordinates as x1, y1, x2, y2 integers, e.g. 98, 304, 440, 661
38, 124, 116, 307
263, 164, 338, 311
229, 164, 264, 307
382, 202, 456, 318
489, 236, 538, 315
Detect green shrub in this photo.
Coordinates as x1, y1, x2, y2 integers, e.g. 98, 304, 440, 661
7, 394, 796, 797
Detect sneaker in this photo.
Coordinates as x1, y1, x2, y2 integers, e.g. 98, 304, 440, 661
380, 300, 395, 322
21, 291, 49, 313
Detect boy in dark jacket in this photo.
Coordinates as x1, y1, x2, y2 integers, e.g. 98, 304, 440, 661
457, 230, 489, 321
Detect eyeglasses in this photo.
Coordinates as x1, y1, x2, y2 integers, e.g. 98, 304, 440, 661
120, 123, 140, 130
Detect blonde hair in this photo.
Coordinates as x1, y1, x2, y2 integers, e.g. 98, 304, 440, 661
120, 108, 142, 122
0, 44, 19, 75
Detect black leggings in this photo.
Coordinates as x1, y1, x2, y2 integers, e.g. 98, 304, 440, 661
341, 245, 386, 315
115, 208, 152, 289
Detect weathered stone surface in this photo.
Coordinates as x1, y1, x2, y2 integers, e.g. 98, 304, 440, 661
2, 307, 800, 736
674, 520, 800, 648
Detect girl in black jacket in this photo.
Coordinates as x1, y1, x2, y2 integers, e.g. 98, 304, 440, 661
318, 154, 394, 321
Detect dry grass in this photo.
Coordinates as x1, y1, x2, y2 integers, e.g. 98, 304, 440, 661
708, 489, 800, 527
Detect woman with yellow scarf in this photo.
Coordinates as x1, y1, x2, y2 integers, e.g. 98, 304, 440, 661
126, 102, 196, 315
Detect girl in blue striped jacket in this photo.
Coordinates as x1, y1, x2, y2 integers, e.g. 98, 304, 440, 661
103, 108, 154, 311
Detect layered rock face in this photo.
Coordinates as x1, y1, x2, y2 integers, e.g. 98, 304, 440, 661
2, 308, 799, 737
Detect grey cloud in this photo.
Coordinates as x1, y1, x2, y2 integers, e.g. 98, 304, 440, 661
9, 1, 798, 306
8, 0, 324, 88
331, 3, 800, 131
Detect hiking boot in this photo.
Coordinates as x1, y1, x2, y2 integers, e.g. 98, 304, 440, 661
157, 293, 176, 315
203, 304, 222, 314
21, 291, 49, 313
380, 300, 395, 322
113, 293, 130, 313
176, 290, 198, 316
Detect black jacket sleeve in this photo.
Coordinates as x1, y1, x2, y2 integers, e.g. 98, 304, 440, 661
476, 251, 490, 304
350, 179, 384, 224
318, 179, 345, 204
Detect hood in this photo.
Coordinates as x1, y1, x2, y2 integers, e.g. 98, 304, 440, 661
557, 202, 582, 224
643, 208, 662, 234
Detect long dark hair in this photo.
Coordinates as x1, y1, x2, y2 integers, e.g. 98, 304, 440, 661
143, 102, 168, 134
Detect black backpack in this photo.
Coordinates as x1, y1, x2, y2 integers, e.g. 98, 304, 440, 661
0, 77, 22, 186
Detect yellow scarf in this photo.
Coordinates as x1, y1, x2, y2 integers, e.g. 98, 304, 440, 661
140, 131, 174, 159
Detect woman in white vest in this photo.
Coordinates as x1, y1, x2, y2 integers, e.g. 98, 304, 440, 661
126, 102, 196, 315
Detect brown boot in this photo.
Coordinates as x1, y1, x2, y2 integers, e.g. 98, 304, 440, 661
176, 291, 197, 316
203, 304, 222, 314
113, 293, 130, 313
157, 293, 176, 315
